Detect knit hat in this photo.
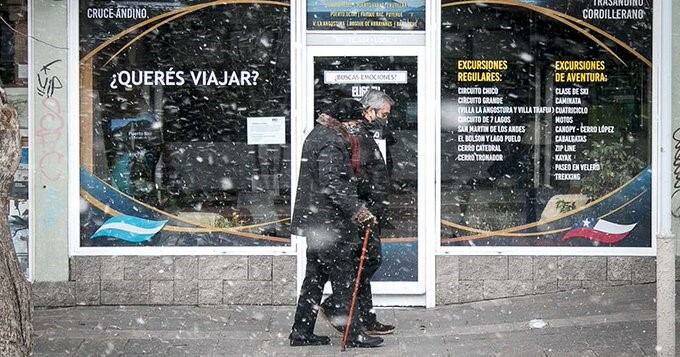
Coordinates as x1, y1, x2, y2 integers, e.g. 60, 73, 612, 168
328, 98, 364, 122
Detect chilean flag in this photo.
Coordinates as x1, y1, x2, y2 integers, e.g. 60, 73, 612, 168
562, 219, 637, 244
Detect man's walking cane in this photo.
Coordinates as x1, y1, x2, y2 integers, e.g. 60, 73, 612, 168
342, 223, 372, 351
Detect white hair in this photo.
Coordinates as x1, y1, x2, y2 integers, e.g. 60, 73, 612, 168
359, 89, 394, 110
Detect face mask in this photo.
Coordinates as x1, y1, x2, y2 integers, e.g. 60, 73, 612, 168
366, 118, 387, 132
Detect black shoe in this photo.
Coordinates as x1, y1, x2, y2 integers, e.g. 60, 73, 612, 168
347, 332, 383, 348
318, 306, 345, 334
289, 331, 331, 346
366, 321, 395, 335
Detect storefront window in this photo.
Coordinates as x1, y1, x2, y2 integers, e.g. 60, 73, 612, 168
440, 1, 652, 248
1, 1, 29, 275
79, 1, 291, 247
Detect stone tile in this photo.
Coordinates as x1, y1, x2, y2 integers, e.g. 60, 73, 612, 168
174, 256, 198, 280
199, 280, 223, 305
631, 257, 656, 283
166, 339, 218, 355
75, 339, 127, 356
607, 256, 633, 281
582, 280, 631, 289
70, 256, 100, 282
150, 280, 174, 305
248, 256, 272, 281
557, 257, 606, 281
436, 255, 459, 283
214, 339, 272, 355
509, 256, 533, 280
444, 337, 546, 357
33, 281, 76, 307
76, 339, 127, 356
458, 280, 484, 303
587, 345, 646, 357
34, 337, 85, 355
272, 277, 296, 306
75, 281, 100, 305
397, 336, 450, 356
101, 280, 149, 305
578, 280, 606, 290
557, 280, 582, 291
174, 280, 198, 305
272, 255, 296, 280
483, 280, 533, 299
534, 256, 558, 281
101, 256, 125, 280
124, 339, 169, 354
459, 256, 508, 280
533, 280, 558, 294
544, 349, 597, 357
272, 255, 296, 306
198, 256, 248, 280
124, 256, 175, 281
224, 280, 272, 305
436, 280, 459, 305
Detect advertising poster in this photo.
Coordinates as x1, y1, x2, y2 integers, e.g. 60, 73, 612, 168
79, 0, 292, 247
440, 0, 652, 248
307, 0, 425, 31
314, 56, 419, 281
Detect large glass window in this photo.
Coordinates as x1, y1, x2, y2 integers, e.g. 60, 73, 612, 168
79, 1, 291, 247
440, 1, 652, 248
1, 1, 29, 275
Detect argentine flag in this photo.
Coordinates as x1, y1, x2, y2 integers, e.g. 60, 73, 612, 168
91, 215, 168, 243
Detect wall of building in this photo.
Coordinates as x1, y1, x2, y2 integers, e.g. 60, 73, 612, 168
31, 255, 679, 307
32, 255, 297, 307
434, 256, 672, 305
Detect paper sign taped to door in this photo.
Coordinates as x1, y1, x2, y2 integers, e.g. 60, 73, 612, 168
247, 117, 286, 145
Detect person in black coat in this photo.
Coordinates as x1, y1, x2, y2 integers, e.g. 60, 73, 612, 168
321, 90, 396, 336
289, 99, 382, 348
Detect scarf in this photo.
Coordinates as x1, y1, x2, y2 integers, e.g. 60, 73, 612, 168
316, 113, 361, 174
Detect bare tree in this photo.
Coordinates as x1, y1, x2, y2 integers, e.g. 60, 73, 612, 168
0, 86, 33, 356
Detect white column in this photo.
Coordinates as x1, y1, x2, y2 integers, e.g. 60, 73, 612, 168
29, 0, 70, 281
656, 0, 675, 355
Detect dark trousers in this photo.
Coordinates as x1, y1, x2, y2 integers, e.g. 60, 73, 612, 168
321, 228, 382, 327
291, 237, 361, 336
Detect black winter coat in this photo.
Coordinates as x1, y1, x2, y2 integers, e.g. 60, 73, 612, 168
291, 120, 362, 242
353, 124, 390, 231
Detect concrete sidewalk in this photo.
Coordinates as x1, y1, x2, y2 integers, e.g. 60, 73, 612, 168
33, 283, 678, 356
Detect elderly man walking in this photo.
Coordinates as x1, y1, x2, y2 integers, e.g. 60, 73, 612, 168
289, 99, 383, 348
321, 90, 396, 336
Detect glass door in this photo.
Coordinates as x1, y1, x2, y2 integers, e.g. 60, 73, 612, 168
301, 46, 426, 301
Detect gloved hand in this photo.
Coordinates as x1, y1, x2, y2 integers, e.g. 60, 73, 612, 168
353, 206, 377, 226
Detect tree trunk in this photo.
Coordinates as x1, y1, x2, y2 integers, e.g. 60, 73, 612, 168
0, 86, 33, 356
